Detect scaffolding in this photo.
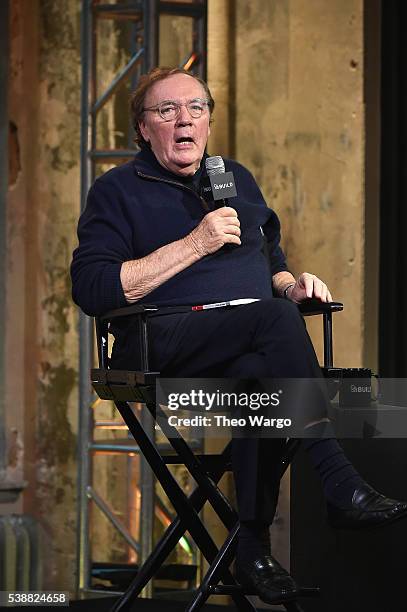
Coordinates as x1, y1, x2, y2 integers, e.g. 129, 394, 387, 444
77, 0, 207, 598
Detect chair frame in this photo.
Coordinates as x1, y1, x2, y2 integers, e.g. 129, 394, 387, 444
91, 299, 343, 612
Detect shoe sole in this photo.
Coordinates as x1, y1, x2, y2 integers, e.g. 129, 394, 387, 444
328, 505, 407, 531
236, 576, 300, 605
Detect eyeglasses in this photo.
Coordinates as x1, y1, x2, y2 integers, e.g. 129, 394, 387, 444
142, 99, 210, 121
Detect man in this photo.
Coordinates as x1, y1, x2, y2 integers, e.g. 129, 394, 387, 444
71, 67, 407, 605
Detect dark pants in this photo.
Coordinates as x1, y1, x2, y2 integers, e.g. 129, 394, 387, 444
114, 298, 324, 522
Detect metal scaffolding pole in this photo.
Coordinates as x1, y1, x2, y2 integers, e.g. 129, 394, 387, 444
76, 0, 94, 594
77, 0, 207, 599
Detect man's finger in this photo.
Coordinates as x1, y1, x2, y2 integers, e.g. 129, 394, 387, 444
215, 206, 238, 217
316, 281, 327, 300
314, 283, 322, 299
304, 275, 315, 298
224, 218, 240, 227
224, 234, 241, 245
320, 286, 328, 302
224, 224, 241, 236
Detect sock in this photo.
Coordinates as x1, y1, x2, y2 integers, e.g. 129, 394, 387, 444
236, 521, 271, 570
303, 438, 365, 509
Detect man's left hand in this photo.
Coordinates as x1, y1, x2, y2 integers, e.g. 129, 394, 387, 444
287, 272, 333, 303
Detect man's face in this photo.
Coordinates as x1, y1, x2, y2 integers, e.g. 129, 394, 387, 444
138, 73, 211, 176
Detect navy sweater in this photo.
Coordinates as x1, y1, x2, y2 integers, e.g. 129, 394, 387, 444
70, 148, 288, 317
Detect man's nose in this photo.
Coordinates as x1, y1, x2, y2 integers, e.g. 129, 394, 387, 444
176, 104, 193, 125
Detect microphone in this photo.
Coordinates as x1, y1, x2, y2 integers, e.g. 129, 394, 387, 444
202, 156, 239, 251
201, 155, 237, 207
206, 155, 226, 176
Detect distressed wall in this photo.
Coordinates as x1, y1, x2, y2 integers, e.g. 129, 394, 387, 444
234, 0, 365, 366
207, 0, 234, 158
6, 0, 81, 591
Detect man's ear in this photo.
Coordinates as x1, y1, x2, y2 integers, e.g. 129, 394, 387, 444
138, 120, 149, 143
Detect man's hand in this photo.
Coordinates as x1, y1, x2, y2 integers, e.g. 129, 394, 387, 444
287, 272, 333, 303
185, 207, 241, 257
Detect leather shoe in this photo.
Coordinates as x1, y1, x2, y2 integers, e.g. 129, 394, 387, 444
327, 483, 407, 530
235, 555, 299, 604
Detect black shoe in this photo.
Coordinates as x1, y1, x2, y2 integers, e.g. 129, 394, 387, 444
327, 483, 407, 530
235, 555, 299, 604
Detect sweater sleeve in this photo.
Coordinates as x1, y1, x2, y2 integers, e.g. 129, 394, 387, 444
70, 179, 132, 316
262, 209, 288, 276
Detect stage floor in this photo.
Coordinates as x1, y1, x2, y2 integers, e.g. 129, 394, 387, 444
0, 596, 252, 611
69, 597, 238, 611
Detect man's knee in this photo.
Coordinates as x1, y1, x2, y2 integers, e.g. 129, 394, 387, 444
250, 298, 304, 330
246, 298, 311, 358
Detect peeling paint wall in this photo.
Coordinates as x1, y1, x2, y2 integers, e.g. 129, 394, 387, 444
234, 0, 365, 366
7, 0, 81, 591
32, 0, 80, 588
207, 0, 233, 158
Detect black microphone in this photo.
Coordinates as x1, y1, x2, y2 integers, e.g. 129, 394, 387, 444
201, 155, 237, 207
202, 156, 239, 251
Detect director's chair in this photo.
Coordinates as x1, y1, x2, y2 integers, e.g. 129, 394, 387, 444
91, 298, 343, 612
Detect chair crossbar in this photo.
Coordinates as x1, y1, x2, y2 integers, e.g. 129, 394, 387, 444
110, 444, 232, 611
151, 401, 238, 529
112, 399, 253, 611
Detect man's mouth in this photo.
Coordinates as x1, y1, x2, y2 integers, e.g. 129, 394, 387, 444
175, 136, 195, 144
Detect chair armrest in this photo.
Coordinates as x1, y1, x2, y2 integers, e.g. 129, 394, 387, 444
96, 298, 344, 371
100, 303, 159, 322
98, 303, 159, 371
296, 299, 343, 368
298, 299, 343, 316
101, 299, 344, 321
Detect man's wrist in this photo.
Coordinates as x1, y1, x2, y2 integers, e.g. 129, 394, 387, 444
182, 232, 206, 260
283, 283, 295, 300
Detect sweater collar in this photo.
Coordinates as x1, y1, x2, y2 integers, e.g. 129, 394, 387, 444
133, 146, 207, 185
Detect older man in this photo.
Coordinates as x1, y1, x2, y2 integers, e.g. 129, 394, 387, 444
71, 68, 407, 605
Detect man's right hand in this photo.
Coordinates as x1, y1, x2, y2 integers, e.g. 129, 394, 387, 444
185, 207, 241, 257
